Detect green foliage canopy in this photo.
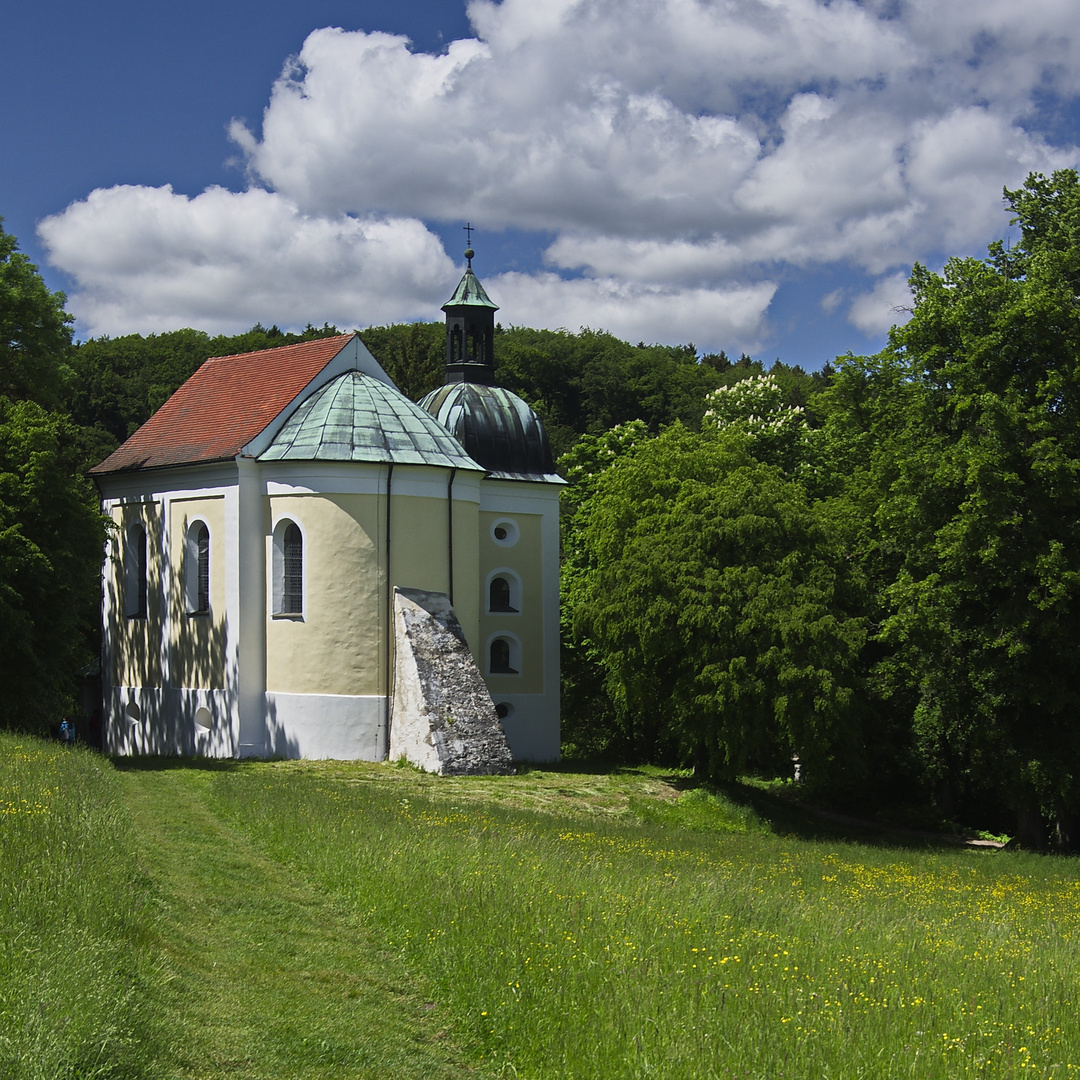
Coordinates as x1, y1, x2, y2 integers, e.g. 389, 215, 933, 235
874, 171, 1080, 832
0, 219, 72, 406
0, 399, 104, 729
567, 424, 865, 781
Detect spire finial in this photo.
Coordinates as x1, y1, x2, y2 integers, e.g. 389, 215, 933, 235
463, 222, 475, 267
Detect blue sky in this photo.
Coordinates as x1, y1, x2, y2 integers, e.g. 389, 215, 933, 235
4, 1, 1079, 370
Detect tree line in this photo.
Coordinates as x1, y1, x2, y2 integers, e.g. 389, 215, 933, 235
3, 169, 1079, 846
560, 171, 1080, 849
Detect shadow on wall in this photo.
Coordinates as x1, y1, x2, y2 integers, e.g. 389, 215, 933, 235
259, 695, 302, 759
108, 656, 300, 760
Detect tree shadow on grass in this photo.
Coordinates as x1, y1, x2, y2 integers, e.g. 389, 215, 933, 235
111, 755, 246, 774
706, 779, 998, 851
548, 757, 993, 850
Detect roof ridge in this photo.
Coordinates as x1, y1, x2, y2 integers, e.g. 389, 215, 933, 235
204, 332, 355, 365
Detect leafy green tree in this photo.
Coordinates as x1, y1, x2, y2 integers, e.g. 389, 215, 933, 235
558, 421, 652, 757
0, 398, 105, 731
495, 328, 728, 457
865, 170, 1080, 845
568, 424, 866, 780
703, 372, 811, 473
358, 321, 444, 401
0, 219, 72, 406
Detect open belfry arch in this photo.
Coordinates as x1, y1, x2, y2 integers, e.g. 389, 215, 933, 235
92, 248, 562, 764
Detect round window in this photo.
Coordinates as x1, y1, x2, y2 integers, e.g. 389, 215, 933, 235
495, 701, 516, 720
491, 518, 519, 547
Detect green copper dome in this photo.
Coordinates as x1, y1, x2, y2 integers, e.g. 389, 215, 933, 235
260, 371, 483, 470
419, 382, 561, 483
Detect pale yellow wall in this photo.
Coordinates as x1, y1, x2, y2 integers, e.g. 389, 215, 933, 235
265, 485, 484, 696
392, 489, 484, 664
479, 510, 545, 694
391, 493, 453, 593
266, 493, 383, 696
108, 501, 164, 688
451, 497, 481, 662
169, 496, 227, 690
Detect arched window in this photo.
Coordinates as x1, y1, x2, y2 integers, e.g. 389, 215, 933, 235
489, 636, 520, 675
284, 523, 302, 613
272, 518, 304, 617
487, 569, 522, 613
185, 520, 210, 615
196, 523, 209, 613
124, 522, 148, 618
489, 576, 516, 612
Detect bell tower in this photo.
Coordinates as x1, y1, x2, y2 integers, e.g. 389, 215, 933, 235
441, 224, 499, 385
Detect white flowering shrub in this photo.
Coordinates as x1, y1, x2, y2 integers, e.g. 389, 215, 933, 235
703, 373, 809, 471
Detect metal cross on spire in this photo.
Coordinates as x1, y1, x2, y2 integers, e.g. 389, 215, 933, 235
464, 222, 475, 267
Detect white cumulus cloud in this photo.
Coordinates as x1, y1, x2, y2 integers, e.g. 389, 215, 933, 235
39, 186, 454, 337
39, 0, 1080, 352
847, 271, 915, 337
490, 272, 777, 351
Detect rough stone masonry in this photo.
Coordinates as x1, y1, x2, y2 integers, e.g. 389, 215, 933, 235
388, 587, 516, 775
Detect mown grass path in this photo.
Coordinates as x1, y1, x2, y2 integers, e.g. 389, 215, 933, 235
117, 763, 482, 1080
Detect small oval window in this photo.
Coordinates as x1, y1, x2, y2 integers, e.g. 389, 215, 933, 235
491, 518, 519, 547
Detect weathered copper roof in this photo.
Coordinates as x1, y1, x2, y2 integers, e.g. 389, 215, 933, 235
419, 382, 562, 483
442, 268, 499, 311
90, 335, 357, 475
260, 371, 484, 470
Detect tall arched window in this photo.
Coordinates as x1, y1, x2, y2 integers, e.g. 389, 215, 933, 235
124, 522, 148, 618
283, 523, 302, 614
272, 518, 304, 617
487, 569, 522, 614
196, 523, 209, 614
186, 520, 210, 615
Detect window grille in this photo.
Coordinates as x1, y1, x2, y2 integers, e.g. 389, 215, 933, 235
195, 523, 209, 614
283, 523, 303, 614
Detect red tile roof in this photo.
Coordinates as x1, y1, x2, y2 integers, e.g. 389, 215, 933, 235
90, 334, 356, 475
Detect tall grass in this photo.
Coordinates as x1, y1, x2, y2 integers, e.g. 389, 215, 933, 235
212, 765, 1080, 1079
0, 733, 164, 1080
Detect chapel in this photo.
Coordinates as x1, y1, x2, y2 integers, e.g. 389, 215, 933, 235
91, 254, 562, 762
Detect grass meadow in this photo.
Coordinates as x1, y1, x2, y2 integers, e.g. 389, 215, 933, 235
0, 733, 165, 1079
4, 733, 1080, 1078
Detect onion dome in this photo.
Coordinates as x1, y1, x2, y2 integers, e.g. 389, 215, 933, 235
419, 381, 560, 482
260, 370, 484, 471
422, 237, 563, 484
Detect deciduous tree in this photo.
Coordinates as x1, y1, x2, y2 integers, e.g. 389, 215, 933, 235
869, 170, 1080, 844
0, 219, 72, 406
569, 424, 866, 780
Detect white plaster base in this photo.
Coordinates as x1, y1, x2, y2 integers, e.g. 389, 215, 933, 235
105, 686, 386, 760
489, 694, 561, 762
105, 686, 239, 757
260, 693, 386, 760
